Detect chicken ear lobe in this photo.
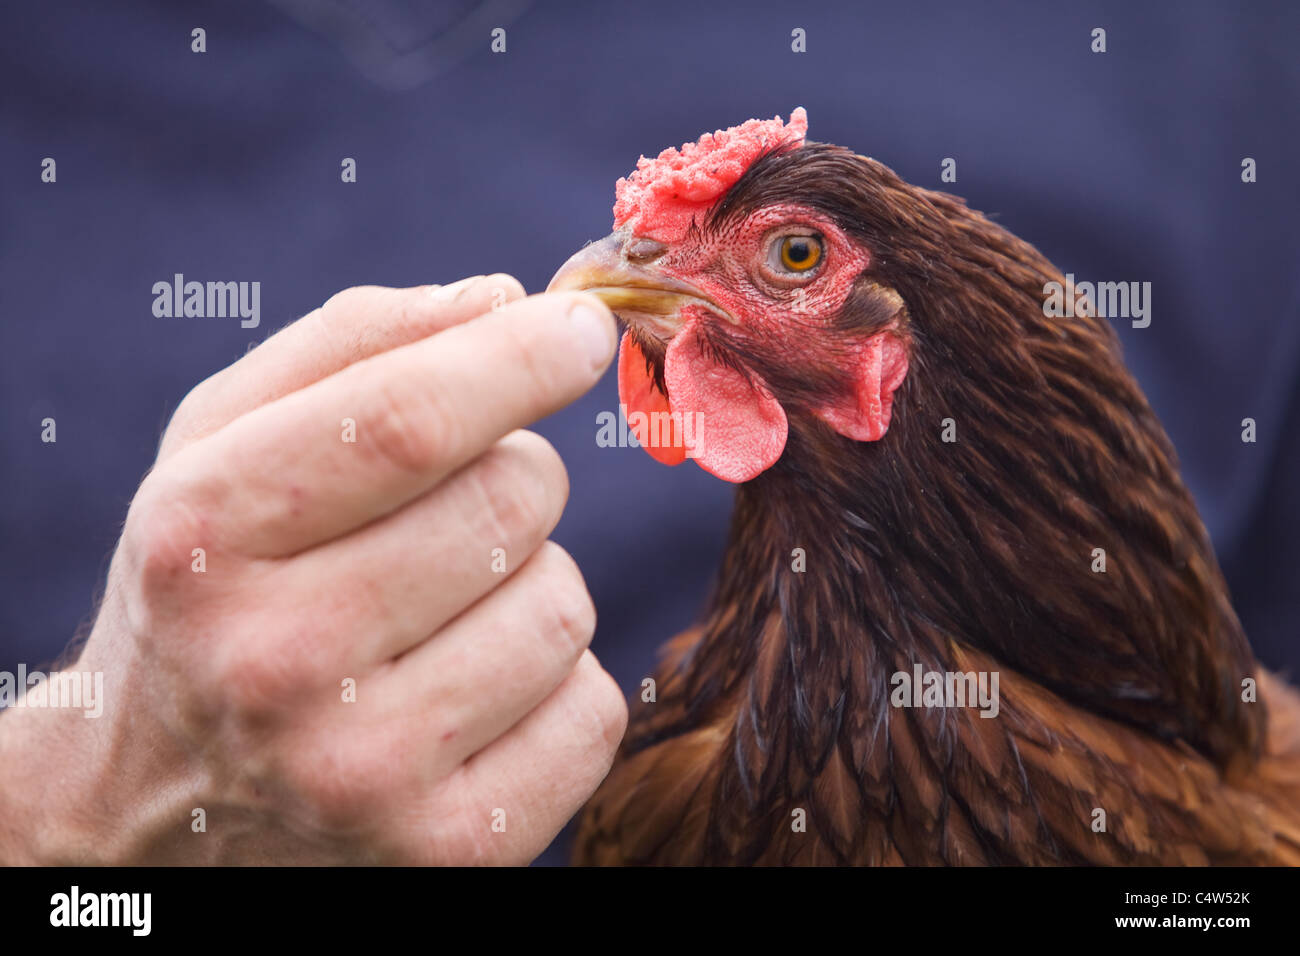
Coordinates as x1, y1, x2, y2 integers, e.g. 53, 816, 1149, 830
814, 330, 909, 442
664, 319, 789, 483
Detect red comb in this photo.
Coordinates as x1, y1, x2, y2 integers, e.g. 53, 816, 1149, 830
612, 108, 808, 242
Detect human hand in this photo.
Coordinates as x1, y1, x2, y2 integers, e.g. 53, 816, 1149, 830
0, 275, 628, 865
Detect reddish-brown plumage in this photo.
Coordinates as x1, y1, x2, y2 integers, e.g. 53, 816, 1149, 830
567, 131, 1300, 865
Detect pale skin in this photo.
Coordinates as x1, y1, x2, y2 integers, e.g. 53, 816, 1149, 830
0, 275, 628, 864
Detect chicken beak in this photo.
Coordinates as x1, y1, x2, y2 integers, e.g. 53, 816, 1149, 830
547, 231, 735, 336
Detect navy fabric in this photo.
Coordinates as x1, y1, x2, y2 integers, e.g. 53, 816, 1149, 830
2, 1, 1296, 864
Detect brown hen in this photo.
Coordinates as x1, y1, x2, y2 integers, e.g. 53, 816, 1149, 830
549, 109, 1300, 865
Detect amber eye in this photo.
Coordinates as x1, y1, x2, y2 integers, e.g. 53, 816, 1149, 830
776, 234, 823, 273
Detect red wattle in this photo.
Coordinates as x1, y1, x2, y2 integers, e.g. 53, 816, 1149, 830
617, 332, 686, 466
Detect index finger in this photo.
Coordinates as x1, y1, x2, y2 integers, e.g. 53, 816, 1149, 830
158, 275, 526, 460
155, 291, 617, 558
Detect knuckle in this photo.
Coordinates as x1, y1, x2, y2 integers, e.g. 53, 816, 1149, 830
289, 738, 396, 833
470, 443, 561, 545
530, 544, 597, 659
423, 774, 505, 866
217, 635, 298, 720
313, 300, 364, 357
158, 378, 220, 456
123, 475, 209, 594
572, 652, 629, 757
321, 284, 382, 320
508, 429, 569, 502
167, 381, 208, 432
444, 810, 501, 866
364, 369, 454, 476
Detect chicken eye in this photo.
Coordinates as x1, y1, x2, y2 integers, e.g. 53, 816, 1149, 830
775, 234, 823, 273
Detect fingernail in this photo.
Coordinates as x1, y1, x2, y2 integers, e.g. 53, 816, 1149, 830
569, 296, 616, 370
428, 275, 485, 303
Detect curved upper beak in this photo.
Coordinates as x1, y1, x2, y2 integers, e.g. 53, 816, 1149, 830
547, 231, 735, 337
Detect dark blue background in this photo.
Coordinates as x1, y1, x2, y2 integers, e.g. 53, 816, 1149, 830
2, 1, 1297, 864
